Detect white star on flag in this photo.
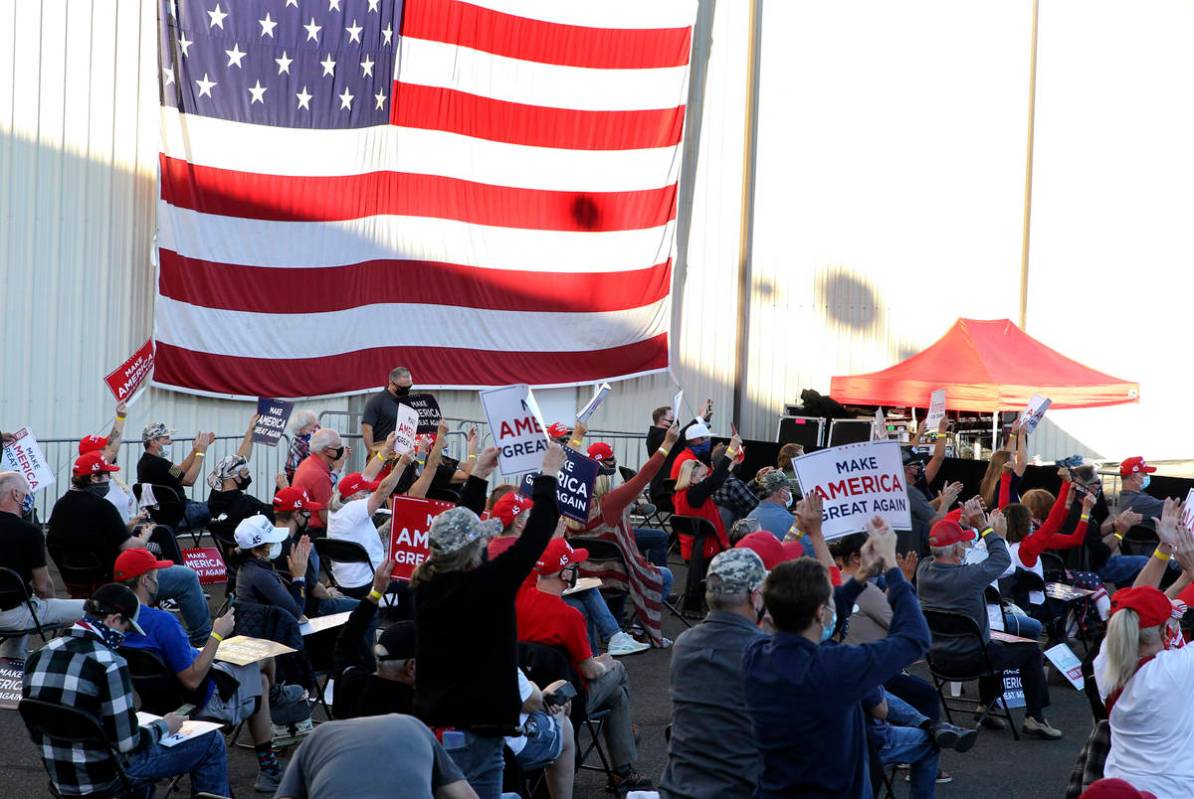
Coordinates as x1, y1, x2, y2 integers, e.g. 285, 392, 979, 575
304, 18, 322, 42
368, 0, 380, 11
248, 80, 268, 104
178, 33, 193, 57
374, 89, 387, 109
328, 0, 341, 10
195, 73, 217, 97
163, 65, 175, 86
225, 43, 246, 68
207, 3, 227, 29
296, 86, 312, 109
381, 24, 393, 46
321, 54, 336, 76
345, 20, 363, 43
360, 56, 374, 77
339, 87, 354, 110
259, 12, 277, 37
275, 51, 293, 75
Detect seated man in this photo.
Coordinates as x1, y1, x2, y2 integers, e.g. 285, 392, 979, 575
516, 539, 651, 793
48, 452, 212, 645
275, 713, 475, 799
916, 511, 1062, 739
22, 584, 228, 797
743, 516, 930, 798
114, 549, 291, 792
862, 686, 975, 799
136, 422, 214, 531
326, 461, 406, 598
206, 412, 274, 531
0, 472, 84, 658
745, 470, 797, 541
661, 548, 767, 798
272, 488, 358, 618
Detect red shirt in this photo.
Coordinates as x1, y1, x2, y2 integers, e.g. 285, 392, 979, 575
291, 455, 333, 529
669, 448, 698, 480
515, 586, 592, 671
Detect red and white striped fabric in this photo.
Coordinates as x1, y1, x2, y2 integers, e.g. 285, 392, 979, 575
153, 0, 696, 398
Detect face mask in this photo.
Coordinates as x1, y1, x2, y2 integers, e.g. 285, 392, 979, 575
559, 566, 579, 590
86, 482, 111, 498
159, 442, 174, 461
296, 513, 310, 533
820, 604, 837, 643
267, 542, 283, 560
235, 475, 253, 491
19, 493, 34, 515
328, 446, 345, 461
784, 492, 794, 510
83, 614, 128, 648
145, 577, 159, 606
598, 463, 617, 477
1140, 475, 1151, 491
394, 385, 411, 397
690, 441, 711, 457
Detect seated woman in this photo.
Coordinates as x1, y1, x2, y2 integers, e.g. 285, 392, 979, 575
672, 432, 742, 611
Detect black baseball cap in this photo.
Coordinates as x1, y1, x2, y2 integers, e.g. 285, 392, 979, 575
374, 621, 416, 662
87, 583, 146, 635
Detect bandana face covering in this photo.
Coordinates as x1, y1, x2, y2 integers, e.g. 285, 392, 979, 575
81, 615, 128, 648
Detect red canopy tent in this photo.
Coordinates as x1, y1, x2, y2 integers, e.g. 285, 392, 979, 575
829, 318, 1139, 412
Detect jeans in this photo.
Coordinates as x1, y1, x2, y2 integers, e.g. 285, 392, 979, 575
125, 725, 229, 796
885, 672, 940, 723
1003, 606, 1044, 640
445, 731, 505, 799
875, 694, 938, 799
658, 566, 674, 600
633, 527, 669, 568
182, 499, 211, 531
979, 640, 1051, 720
1099, 555, 1148, 587
585, 659, 637, 769
0, 596, 85, 658
156, 565, 212, 645
563, 589, 620, 650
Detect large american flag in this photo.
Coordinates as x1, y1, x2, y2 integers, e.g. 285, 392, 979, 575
153, 0, 695, 398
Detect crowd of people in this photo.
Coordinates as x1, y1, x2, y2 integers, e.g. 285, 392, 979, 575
2, 370, 1193, 798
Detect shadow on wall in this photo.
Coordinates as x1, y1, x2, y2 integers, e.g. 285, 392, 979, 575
814, 267, 919, 362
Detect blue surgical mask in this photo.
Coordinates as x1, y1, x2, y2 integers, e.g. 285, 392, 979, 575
1141, 475, 1151, 491
690, 441, 711, 457
820, 605, 837, 643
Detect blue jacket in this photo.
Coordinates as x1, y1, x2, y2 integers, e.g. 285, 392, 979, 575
743, 568, 930, 799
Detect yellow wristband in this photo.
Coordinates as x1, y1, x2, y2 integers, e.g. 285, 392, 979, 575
375, 452, 387, 462
194, 452, 205, 458
210, 632, 224, 643
788, 527, 804, 539
980, 527, 993, 538
657, 446, 670, 458
116, 415, 126, 421
568, 438, 583, 448
1114, 532, 1124, 541
1154, 549, 1171, 562
726, 448, 739, 459
1080, 514, 1091, 522
467, 454, 477, 460
367, 589, 383, 602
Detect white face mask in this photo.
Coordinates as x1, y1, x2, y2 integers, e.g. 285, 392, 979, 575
267, 542, 283, 560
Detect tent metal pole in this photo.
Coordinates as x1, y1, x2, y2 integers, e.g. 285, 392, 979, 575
1018, 0, 1041, 330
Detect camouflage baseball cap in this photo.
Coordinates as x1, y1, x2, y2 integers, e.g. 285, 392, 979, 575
706, 548, 766, 594
757, 470, 791, 498
428, 506, 503, 556
141, 422, 174, 443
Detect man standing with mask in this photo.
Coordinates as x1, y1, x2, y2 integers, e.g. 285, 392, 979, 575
292, 429, 350, 534
361, 366, 413, 456
662, 548, 767, 799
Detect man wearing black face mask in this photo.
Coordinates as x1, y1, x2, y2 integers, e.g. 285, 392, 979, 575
361, 366, 413, 456
207, 413, 272, 530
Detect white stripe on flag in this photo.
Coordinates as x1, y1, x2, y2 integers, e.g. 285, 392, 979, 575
154, 296, 670, 358
462, 0, 697, 30
157, 200, 676, 272
159, 108, 682, 192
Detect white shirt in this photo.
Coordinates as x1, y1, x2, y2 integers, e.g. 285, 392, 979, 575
105, 480, 136, 524
506, 669, 535, 755
327, 498, 385, 589
1095, 646, 1194, 798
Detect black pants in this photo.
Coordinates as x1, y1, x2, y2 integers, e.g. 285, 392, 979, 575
979, 640, 1051, 720
886, 672, 941, 723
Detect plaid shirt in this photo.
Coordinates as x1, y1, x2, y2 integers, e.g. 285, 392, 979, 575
1065, 720, 1110, 799
22, 622, 165, 796
714, 475, 760, 521
285, 433, 312, 479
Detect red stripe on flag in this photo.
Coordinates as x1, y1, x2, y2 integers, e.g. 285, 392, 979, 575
390, 83, 684, 151
159, 155, 677, 230
401, 0, 693, 69
157, 249, 672, 314
153, 336, 670, 397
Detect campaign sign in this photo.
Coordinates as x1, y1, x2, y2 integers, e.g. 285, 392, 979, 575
518, 448, 600, 522
393, 404, 420, 455
104, 339, 155, 402
925, 389, 947, 431
1044, 643, 1085, 690
1019, 394, 1052, 435
0, 658, 23, 710
672, 389, 684, 420
576, 383, 612, 425
182, 547, 227, 585
791, 440, 911, 539
1182, 488, 1194, 532
1001, 669, 1026, 709
389, 496, 455, 580
1, 428, 54, 494
400, 393, 442, 434
252, 398, 294, 446
480, 384, 549, 476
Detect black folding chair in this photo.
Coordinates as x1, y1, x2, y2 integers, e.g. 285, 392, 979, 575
1039, 552, 1068, 583
49, 549, 109, 599
0, 567, 65, 652
668, 515, 720, 615
1121, 524, 1158, 558
568, 536, 689, 635
18, 698, 146, 798
312, 538, 397, 607
922, 608, 1020, 741
133, 483, 205, 547
118, 646, 204, 716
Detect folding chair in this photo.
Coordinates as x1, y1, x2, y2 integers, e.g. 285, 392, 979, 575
922, 609, 1020, 740
667, 515, 719, 616
119, 646, 204, 716
50, 549, 109, 599
312, 538, 397, 607
619, 466, 672, 532
133, 483, 205, 547
568, 536, 689, 637
18, 698, 147, 798
1121, 525, 1158, 558
0, 567, 65, 652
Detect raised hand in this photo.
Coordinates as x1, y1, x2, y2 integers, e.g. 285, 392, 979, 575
863, 515, 897, 572
989, 508, 1007, 538
1154, 498, 1184, 547
1082, 491, 1097, 514
372, 558, 394, 596
288, 535, 311, 579
897, 550, 919, 581
795, 492, 823, 538
541, 442, 566, 477
662, 420, 681, 448
961, 497, 987, 530
473, 447, 499, 479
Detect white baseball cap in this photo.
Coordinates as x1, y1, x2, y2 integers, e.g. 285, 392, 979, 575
685, 420, 711, 440
234, 515, 290, 549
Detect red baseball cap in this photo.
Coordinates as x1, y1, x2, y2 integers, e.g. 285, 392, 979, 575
546, 422, 572, 440
735, 531, 803, 570
492, 491, 533, 528
1110, 586, 1171, 629
928, 519, 976, 547
73, 452, 120, 477
587, 442, 614, 462
1080, 779, 1157, 799
272, 487, 325, 513
338, 472, 380, 497
1120, 456, 1156, 477
535, 538, 589, 574
78, 435, 109, 455
113, 549, 174, 581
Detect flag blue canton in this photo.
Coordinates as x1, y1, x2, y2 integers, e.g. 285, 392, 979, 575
159, 0, 401, 129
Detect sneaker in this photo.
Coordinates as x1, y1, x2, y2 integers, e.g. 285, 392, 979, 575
606, 631, 650, 656
271, 683, 308, 708
931, 721, 978, 753
1022, 716, 1063, 740
651, 635, 673, 649
606, 770, 652, 794
904, 769, 952, 784
973, 705, 1007, 731
254, 767, 283, 793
